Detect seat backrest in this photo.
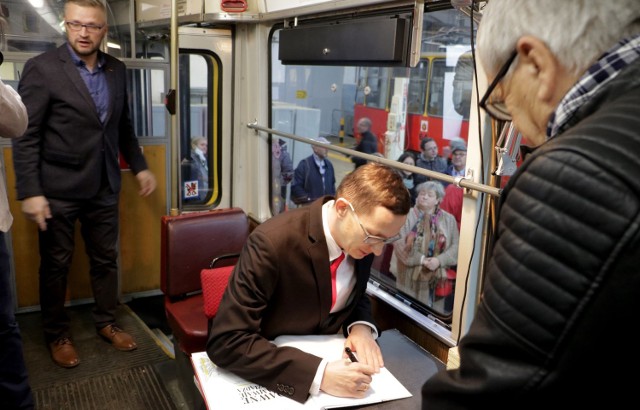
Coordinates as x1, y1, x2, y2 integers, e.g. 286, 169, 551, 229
160, 208, 248, 299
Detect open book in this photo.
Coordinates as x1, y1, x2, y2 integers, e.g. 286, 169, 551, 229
191, 334, 412, 409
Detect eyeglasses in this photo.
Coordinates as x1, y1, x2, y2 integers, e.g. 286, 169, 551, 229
65, 21, 105, 34
342, 199, 400, 245
479, 50, 517, 122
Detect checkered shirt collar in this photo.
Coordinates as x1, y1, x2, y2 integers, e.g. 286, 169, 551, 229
547, 34, 640, 139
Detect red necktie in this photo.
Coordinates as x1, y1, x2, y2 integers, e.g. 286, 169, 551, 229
330, 252, 345, 310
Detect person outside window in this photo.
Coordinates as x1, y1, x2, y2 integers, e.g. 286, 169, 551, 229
352, 117, 378, 169
397, 151, 418, 206
290, 137, 336, 206
414, 137, 447, 186
190, 136, 209, 195
278, 139, 294, 211
390, 181, 459, 308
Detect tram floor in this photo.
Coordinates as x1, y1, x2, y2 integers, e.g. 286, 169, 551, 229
17, 295, 189, 409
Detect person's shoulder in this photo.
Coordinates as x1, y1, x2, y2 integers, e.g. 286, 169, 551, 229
28, 46, 60, 64
444, 184, 462, 195
103, 53, 126, 69
439, 208, 456, 221
255, 205, 311, 236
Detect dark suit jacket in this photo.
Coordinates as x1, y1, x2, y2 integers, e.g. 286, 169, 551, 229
12, 44, 148, 200
352, 130, 378, 168
207, 197, 378, 403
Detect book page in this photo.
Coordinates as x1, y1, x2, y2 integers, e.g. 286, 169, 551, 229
192, 334, 411, 409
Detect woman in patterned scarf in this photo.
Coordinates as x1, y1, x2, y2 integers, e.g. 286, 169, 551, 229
390, 181, 459, 307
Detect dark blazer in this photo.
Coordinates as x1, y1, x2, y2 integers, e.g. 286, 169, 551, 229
207, 197, 378, 403
352, 130, 378, 168
12, 44, 148, 200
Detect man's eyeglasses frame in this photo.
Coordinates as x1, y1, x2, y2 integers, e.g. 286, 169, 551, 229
65, 21, 105, 34
479, 50, 518, 122
341, 199, 400, 245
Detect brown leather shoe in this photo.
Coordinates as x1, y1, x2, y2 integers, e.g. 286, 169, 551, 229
98, 324, 137, 351
49, 337, 80, 368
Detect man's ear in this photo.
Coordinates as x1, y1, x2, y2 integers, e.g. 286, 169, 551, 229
516, 36, 559, 103
334, 198, 349, 217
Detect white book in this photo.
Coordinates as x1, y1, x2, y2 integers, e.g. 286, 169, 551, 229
191, 334, 412, 409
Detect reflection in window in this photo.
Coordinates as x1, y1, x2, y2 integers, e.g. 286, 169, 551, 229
269, 8, 475, 321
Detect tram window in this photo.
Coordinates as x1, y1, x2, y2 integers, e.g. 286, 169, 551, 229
407, 61, 429, 115
126, 68, 167, 138
354, 67, 390, 110
427, 60, 446, 117
270, 8, 476, 323
178, 52, 221, 208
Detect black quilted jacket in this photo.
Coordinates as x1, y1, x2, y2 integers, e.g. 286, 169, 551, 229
422, 58, 640, 408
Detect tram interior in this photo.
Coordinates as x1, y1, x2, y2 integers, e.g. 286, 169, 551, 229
4, 0, 495, 408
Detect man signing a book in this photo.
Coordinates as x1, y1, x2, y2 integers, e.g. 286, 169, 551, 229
207, 163, 411, 404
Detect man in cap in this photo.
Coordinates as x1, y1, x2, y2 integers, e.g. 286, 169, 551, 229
290, 137, 336, 205
445, 138, 467, 178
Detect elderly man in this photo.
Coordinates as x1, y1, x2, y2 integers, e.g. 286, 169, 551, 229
290, 137, 336, 205
422, 0, 640, 408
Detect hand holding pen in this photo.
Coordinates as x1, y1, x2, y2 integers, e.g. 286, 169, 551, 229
345, 346, 358, 362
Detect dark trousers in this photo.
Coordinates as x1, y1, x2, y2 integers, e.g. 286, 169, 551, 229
0, 232, 34, 409
38, 191, 119, 343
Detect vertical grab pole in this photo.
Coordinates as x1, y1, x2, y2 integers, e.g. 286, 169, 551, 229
169, 0, 180, 215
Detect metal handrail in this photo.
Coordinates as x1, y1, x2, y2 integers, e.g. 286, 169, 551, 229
247, 121, 501, 197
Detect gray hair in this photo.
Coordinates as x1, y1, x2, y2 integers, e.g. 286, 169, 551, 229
477, 0, 640, 77
416, 181, 445, 201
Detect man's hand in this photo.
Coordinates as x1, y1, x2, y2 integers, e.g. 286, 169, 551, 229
320, 359, 374, 398
136, 170, 157, 197
22, 196, 51, 231
345, 324, 384, 372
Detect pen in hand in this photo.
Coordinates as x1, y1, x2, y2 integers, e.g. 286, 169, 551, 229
345, 346, 358, 363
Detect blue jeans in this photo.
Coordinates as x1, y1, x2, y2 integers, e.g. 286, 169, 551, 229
0, 232, 34, 409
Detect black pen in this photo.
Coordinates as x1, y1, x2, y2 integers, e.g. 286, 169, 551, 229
345, 346, 358, 362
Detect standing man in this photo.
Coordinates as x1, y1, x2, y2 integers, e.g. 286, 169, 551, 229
0, 70, 34, 409
208, 163, 411, 404
422, 0, 640, 407
352, 117, 378, 169
414, 137, 447, 186
290, 137, 336, 205
12, 0, 156, 369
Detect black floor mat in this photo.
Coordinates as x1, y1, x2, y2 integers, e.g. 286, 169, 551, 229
33, 364, 176, 410
18, 303, 181, 410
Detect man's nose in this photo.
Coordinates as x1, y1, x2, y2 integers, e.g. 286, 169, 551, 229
369, 242, 385, 256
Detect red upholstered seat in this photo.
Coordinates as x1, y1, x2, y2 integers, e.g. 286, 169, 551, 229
160, 208, 248, 355
165, 294, 207, 354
